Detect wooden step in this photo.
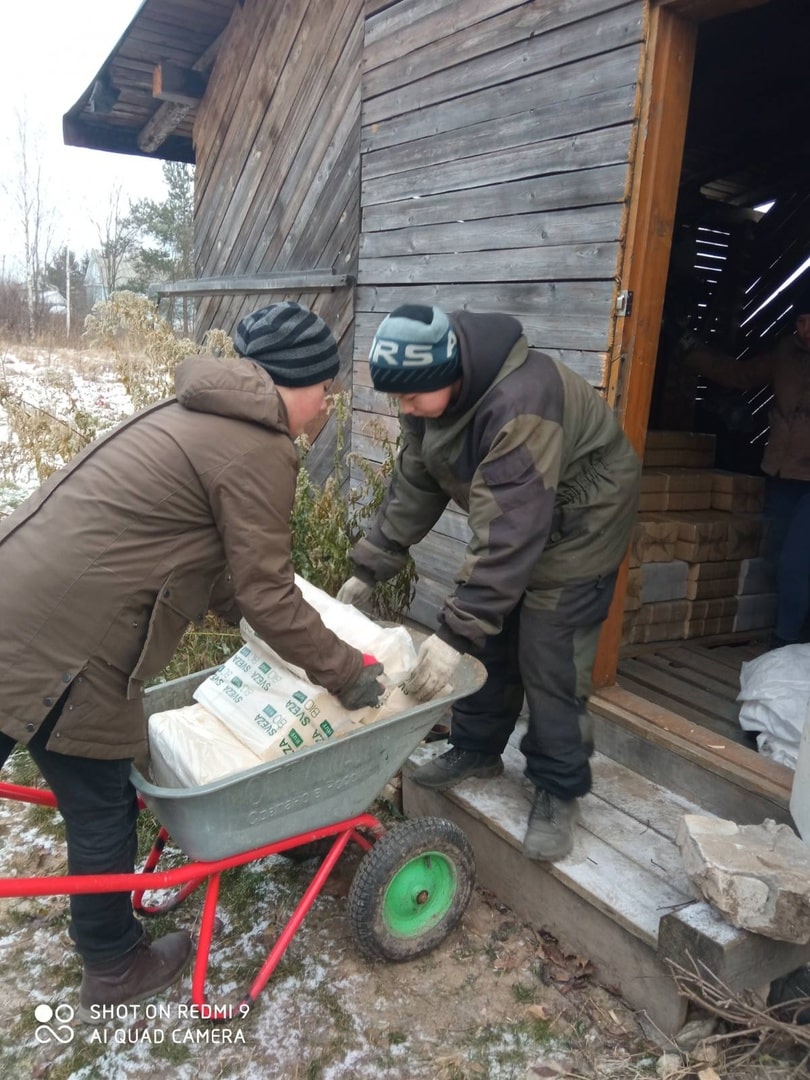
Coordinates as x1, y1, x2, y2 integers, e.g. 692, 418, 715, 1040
590, 683, 793, 825
402, 741, 810, 1035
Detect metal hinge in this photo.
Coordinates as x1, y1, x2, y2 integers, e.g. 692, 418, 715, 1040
616, 290, 634, 317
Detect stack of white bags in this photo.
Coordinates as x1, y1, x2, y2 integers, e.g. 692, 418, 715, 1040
147, 576, 417, 788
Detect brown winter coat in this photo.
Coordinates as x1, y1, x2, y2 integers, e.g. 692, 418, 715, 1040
0, 355, 363, 760
689, 332, 810, 481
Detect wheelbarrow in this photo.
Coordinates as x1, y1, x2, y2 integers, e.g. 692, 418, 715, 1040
0, 654, 486, 1016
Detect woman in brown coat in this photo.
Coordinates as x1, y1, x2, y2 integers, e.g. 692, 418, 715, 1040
0, 302, 384, 1021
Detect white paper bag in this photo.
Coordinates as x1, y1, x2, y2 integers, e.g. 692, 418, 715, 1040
148, 703, 264, 787
289, 574, 417, 684
191, 577, 418, 762
192, 637, 354, 759
152, 577, 419, 782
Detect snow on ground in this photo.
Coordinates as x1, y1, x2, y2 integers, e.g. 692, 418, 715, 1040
0, 345, 132, 512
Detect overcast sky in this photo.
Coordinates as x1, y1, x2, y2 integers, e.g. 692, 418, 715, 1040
0, 0, 169, 274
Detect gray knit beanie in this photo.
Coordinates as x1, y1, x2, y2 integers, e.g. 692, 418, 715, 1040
368, 305, 460, 393
233, 302, 340, 387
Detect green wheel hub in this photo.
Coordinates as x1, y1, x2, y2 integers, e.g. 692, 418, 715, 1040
381, 851, 457, 938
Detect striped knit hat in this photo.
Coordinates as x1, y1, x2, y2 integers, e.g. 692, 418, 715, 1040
233, 303, 340, 387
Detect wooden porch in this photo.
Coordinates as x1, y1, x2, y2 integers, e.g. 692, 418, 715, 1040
403, 634, 804, 1036
617, 636, 767, 750
597, 634, 794, 825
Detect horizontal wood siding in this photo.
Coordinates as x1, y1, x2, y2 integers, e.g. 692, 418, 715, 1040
355, 0, 644, 622
190, 0, 364, 473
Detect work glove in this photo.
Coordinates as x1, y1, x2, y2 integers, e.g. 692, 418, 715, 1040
337, 656, 385, 711
403, 635, 462, 702
336, 576, 373, 606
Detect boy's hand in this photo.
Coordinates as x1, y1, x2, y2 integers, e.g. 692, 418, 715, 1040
336, 576, 373, 606
403, 635, 462, 702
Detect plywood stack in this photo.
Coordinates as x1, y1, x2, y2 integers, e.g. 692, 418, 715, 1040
623, 432, 774, 645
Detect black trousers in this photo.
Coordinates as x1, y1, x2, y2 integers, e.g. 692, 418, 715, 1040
0, 693, 143, 963
450, 572, 618, 800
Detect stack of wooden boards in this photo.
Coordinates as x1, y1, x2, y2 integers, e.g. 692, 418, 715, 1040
623, 431, 775, 645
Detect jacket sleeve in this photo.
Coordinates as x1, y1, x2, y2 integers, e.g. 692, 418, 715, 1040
205, 443, 364, 694
351, 417, 450, 583
438, 416, 562, 653
686, 344, 775, 389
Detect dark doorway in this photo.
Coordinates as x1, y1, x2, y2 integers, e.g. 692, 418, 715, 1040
652, 0, 810, 473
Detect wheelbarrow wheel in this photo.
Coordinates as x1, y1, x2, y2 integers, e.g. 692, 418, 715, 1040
347, 817, 475, 962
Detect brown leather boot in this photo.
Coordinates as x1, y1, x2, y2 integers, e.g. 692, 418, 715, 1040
78, 930, 192, 1023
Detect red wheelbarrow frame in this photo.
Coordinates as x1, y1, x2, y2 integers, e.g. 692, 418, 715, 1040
0, 780, 383, 1015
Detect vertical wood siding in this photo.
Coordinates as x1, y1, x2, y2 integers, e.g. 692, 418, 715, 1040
191, 0, 365, 473
355, 0, 645, 624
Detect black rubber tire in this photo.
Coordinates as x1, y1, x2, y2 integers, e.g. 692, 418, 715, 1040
347, 817, 475, 962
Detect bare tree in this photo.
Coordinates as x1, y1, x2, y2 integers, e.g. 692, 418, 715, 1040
2, 110, 57, 337
91, 184, 140, 299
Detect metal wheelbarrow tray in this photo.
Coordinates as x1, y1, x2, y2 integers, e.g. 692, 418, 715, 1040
134, 654, 483, 861
0, 655, 485, 1015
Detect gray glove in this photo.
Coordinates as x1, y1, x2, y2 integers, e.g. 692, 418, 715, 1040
337, 661, 385, 711
336, 576, 373, 606
403, 635, 462, 702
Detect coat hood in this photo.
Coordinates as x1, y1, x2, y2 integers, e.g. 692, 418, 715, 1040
446, 310, 525, 415
175, 354, 290, 434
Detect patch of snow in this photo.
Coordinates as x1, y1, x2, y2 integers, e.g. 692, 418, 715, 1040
0, 347, 132, 513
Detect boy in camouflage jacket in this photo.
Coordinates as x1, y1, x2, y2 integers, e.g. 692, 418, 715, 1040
338, 305, 640, 860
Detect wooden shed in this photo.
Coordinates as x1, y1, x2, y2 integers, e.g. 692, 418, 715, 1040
66, 0, 810, 1032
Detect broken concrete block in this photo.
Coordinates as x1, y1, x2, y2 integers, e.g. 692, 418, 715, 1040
677, 815, 810, 944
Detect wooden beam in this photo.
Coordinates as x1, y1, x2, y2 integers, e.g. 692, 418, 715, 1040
62, 114, 195, 163
152, 62, 208, 107
138, 102, 193, 154
149, 271, 354, 299
590, 683, 794, 806
138, 30, 226, 155
659, 902, 810, 993
592, 5, 697, 688
655, 0, 767, 21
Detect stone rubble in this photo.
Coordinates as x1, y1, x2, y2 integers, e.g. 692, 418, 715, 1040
677, 814, 810, 943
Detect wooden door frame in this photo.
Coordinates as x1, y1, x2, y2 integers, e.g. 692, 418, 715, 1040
592, 0, 770, 688
592, 2, 696, 686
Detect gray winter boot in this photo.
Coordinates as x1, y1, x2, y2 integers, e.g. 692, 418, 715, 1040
78, 930, 192, 1023
411, 746, 504, 790
522, 789, 581, 861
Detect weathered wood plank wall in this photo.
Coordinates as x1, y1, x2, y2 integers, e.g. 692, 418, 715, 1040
354, 0, 646, 625
190, 0, 365, 474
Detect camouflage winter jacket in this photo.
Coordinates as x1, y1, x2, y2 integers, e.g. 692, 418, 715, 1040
350, 310, 641, 652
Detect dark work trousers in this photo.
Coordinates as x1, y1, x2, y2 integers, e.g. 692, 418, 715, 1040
450, 572, 618, 800
764, 478, 810, 644
0, 691, 143, 963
